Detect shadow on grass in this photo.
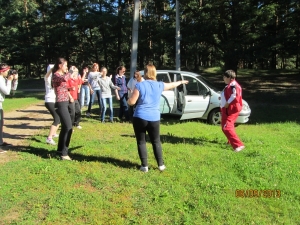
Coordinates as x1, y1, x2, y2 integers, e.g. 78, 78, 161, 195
10, 144, 139, 169
121, 133, 222, 146
246, 102, 300, 124
5, 117, 52, 122
15, 109, 50, 115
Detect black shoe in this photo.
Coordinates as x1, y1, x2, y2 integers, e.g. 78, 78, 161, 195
0, 142, 12, 147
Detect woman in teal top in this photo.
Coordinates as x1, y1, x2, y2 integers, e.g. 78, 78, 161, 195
127, 64, 189, 172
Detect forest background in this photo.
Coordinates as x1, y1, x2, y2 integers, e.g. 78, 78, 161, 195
0, 0, 300, 77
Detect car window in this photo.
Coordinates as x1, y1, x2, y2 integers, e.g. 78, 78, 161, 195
169, 73, 181, 82
156, 73, 170, 83
183, 76, 208, 96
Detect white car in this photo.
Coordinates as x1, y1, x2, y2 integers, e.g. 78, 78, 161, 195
140, 70, 251, 125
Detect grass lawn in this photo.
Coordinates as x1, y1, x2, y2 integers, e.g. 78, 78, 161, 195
0, 69, 299, 224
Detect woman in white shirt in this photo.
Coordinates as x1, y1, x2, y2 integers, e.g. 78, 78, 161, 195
44, 66, 60, 145
127, 70, 144, 119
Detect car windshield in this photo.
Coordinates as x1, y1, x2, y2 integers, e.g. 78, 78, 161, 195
196, 75, 221, 91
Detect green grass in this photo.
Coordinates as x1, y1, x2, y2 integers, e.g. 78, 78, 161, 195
1, 117, 299, 224
1, 72, 300, 224
4, 92, 44, 112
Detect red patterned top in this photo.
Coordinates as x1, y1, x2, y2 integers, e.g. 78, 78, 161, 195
52, 72, 71, 102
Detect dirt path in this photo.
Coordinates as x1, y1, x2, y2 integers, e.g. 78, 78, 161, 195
0, 102, 51, 162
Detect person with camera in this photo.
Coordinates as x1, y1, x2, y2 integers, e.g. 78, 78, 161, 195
0, 63, 18, 153
8, 69, 18, 97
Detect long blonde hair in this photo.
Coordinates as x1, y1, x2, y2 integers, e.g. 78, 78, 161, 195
144, 64, 156, 80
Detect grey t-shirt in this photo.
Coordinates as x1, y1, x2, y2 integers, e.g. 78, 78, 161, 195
88, 72, 101, 90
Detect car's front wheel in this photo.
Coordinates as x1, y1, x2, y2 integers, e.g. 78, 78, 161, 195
208, 108, 221, 125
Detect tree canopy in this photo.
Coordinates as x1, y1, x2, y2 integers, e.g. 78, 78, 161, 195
0, 0, 299, 77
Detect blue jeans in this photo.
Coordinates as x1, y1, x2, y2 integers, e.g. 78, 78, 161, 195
80, 85, 90, 108
118, 93, 129, 120
101, 97, 113, 121
88, 89, 102, 114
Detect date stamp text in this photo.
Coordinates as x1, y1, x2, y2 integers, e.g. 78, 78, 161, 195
235, 189, 281, 198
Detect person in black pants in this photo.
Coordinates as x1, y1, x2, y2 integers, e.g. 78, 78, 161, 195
52, 58, 73, 160
127, 64, 189, 172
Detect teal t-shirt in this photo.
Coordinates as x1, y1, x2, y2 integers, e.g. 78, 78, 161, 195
133, 80, 165, 121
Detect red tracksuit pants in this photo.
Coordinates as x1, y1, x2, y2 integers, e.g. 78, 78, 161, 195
221, 108, 244, 149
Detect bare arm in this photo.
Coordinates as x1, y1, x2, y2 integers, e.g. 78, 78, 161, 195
164, 80, 189, 91
45, 68, 53, 79
127, 88, 139, 106
115, 89, 120, 100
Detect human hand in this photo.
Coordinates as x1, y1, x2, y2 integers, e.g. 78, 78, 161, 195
116, 95, 120, 100
90, 89, 94, 94
69, 97, 74, 103
117, 87, 121, 90
13, 74, 18, 80
225, 102, 229, 108
7, 74, 13, 81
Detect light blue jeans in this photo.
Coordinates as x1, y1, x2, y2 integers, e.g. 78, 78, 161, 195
87, 88, 102, 114
101, 97, 113, 121
80, 85, 90, 108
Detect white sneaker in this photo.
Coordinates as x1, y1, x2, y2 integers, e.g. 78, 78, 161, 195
46, 138, 56, 145
158, 165, 166, 171
52, 134, 59, 138
61, 155, 72, 161
77, 125, 82, 129
234, 146, 245, 152
140, 166, 148, 172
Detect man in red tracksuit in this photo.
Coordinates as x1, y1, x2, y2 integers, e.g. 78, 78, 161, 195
220, 70, 245, 152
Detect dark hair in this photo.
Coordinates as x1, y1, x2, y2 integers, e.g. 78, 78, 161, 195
116, 66, 125, 75
223, 70, 236, 79
9, 69, 18, 75
0, 63, 9, 71
52, 58, 67, 74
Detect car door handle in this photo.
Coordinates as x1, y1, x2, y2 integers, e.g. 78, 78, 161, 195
187, 100, 192, 102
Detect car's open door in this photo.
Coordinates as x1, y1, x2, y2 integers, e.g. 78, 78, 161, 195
156, 72, 176, 114
180, 75, 210, 120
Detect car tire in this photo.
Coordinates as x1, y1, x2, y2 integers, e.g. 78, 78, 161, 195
208, 108, 221, 125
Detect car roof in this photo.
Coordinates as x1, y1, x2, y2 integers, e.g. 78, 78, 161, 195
140, 70, 200, 77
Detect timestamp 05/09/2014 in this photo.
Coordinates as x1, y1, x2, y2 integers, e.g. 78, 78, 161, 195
235, 189, 281, 198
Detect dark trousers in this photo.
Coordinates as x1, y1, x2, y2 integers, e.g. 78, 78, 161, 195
119, 93, 129, 120
45, 102, 60, 126
0, 109, 3, 144
68, 100, 81, 126
132, 117, 164, 167
88, 89, 102, 114
56, 101, 73, 156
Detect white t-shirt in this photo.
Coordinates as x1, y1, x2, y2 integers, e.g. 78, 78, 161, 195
127, 77, 144, 98
44, 75, 56, 103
